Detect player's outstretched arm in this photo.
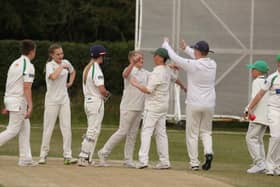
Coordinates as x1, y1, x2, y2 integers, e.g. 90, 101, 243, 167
180, 40, 195, 59
162, 38, 196, 72
123, 55, 138, 78
130, 77, 151, 94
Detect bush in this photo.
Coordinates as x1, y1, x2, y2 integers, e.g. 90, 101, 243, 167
0, 40, 134, 95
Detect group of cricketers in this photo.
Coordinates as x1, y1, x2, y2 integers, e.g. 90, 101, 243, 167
0, 38, 280, 176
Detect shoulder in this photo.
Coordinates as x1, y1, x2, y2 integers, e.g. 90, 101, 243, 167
63, 59, 72, 65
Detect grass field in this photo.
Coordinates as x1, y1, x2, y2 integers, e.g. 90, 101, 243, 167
0, 125, 278, 187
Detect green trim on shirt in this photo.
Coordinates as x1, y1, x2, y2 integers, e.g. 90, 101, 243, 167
23, 59, 26, 75
271, 75, 278, 88
92, 63, 95, 80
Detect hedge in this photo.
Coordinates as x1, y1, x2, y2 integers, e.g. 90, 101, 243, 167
0, 40, 134, 96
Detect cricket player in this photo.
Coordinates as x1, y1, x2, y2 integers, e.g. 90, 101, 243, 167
248, 54, 280, 176
244, 60, 269, 174
77, 45, 110, 167
162, 38, 216, 171
38, 43, 77, 165
0, 40, 37, 166
98, 51, 150, 167
130, 48, 185, 169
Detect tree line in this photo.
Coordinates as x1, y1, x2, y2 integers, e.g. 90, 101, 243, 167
0, 0, 135, 42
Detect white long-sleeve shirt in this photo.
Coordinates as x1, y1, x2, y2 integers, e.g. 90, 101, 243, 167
162, 41, 216, 108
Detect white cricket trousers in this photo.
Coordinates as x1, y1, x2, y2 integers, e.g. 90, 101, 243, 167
79, 97, 104, 159
186, 104, 214, 167
266, 106, 280, 171
139, 111, 170, 166
0, 102, 32, 163
40, 100, 72, 158
100, 110, 142, 162
246, 122, 267, 166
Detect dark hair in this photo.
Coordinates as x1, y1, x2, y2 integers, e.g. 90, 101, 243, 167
47, 43, 62, 62
21, 39, 36, 55
200, 51, 208, 56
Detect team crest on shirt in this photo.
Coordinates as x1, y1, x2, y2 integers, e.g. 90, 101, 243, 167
15, 63, 19, 67
98, 75, 104, 80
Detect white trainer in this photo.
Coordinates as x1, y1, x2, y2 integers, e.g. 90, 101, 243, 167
123, 161, 136, 168
246, 164, 265, 174
154, 162, 171, 169
77, 157, 89, 167
265, 170, 274, 176
18, 160, 37, 167
135, 162, 148, 169
38, 157, 47, 165
98, 150, 109, 167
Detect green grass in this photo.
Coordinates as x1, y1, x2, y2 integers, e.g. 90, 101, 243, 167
0, 126, 278, 187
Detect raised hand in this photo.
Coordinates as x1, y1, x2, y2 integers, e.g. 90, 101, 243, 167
180, 40, 187, 50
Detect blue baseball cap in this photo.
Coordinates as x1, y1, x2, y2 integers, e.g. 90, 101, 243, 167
90, 45, 107, 58
191, 41, 214, 53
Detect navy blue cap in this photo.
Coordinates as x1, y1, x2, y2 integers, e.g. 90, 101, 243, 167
191, 41, 214, 53
90, 45, 107, 58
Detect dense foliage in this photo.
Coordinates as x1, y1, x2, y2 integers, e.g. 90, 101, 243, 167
0, 0, 135, 42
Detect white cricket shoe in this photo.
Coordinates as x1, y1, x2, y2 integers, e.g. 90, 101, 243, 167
265, 169, 274, 176
135, 162, 148, 169
77, 157, 89, 167
191, 166, 200, 171
247, 164, 265, 174
18, 160, 37, 167
154, 162, 171, 170
123, 161, 136, 168
38, 157, 47, 165
98, 150, 109, 167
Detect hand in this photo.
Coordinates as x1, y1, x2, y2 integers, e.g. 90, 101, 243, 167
1, 108, 9, 115
164, 37, 169, 43
168, 63, 180, 71
66, 82, 73, 88
61, 63, 69, 70
243, 111, 248, 119
181, 86, 187, 93
24, 108, 32, 119
180, 40, 187, 50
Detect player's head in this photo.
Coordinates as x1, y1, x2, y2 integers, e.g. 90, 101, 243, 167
48, 43, 63, 64
128, 50, 144, 69
191, 41, 213, 59
90, 45, 107, 64
21, 39, 36, 60
247, 60, 269, 78
153, 48, 169, 65
276, 54, 280, 70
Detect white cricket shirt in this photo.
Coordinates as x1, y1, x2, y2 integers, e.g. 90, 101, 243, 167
145, 65, 177, 113
83, 62, 104, 98
262, 71, 280, 108
45, 59, 74, 105
4, 55, 35, 111
120, 66, 150, 111
163, 42, 216, 108
248, 75, 269, 125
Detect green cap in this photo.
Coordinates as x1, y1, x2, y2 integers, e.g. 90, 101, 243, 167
246, 60, 269, 73
276, 54, 280, 62
153, 48, 169, 59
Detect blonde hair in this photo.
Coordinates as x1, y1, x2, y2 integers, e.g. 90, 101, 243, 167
47, 43, 62, 62
83, 60, 94, 85
128, 50, 143, 61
